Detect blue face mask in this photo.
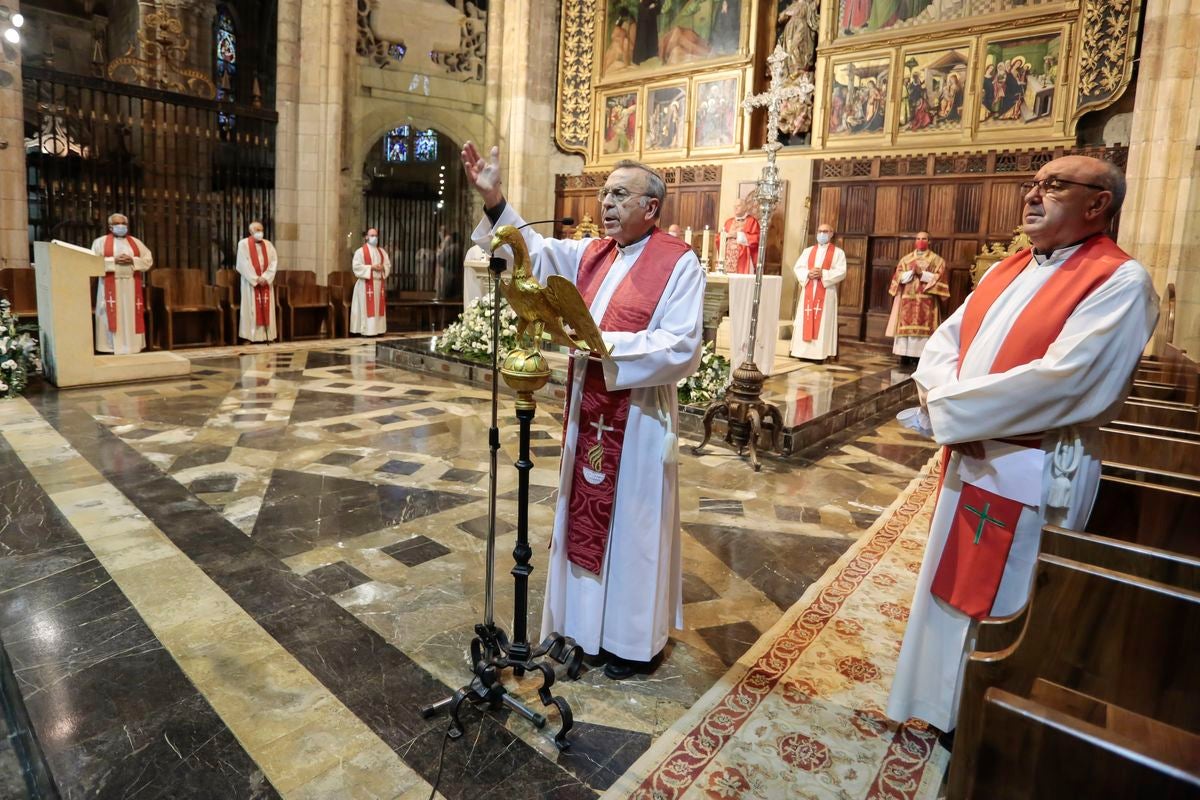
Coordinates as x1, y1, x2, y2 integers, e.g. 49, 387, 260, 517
816, 232, 832, 245
111, 224, 128, 237
368, 236, 378, 246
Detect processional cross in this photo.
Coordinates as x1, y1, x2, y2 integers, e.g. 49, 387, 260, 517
693, 46, 814, 472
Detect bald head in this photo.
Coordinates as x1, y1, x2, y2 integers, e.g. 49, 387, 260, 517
1022, 155, 1125, 251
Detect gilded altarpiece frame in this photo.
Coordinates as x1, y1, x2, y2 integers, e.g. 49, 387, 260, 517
557, 0, 1141, 162
557, 0, 760, 163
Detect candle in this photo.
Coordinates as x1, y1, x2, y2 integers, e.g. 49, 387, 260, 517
701, 226, 711, 263
683, 226, 693, 245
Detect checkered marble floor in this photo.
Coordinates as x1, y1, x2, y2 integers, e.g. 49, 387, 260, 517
2, 342, 936, 798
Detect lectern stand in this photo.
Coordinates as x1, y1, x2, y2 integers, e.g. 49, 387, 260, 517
33, 241, 189, 387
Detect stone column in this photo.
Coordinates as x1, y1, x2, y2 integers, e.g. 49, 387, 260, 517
1118, 0, 1200, 354
0, 2, 29, 269
485, 0, 582, 222
274, 0, 351, 282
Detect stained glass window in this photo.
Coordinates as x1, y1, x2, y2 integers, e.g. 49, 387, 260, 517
385, 126, 411, 163
215, 8, 237, 130
414, 129, 438, 162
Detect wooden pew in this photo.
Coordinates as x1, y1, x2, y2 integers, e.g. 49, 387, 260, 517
965, 686, 1200, 799
1101, 426, 1200, 478
949, 555, 1200, 798
148, 269, 223, 349
1041, 526, 1200, 591
1119, 399, 1199, 431
1089, 474, 1200, 556
327, 270, 355, 338
278, 271, 333, 340
0, 268, 37, 327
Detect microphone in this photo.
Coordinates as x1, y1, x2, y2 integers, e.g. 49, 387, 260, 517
515, 216, 575, 230
491, 217, 576, 274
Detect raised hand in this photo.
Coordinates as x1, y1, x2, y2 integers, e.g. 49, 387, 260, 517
460, 141, 503, 208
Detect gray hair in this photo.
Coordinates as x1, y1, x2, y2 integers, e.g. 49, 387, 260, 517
1096, 159, 1126, 219
612, 159, 665, 219
107, 213, 127, 224
248, 220, 264, 232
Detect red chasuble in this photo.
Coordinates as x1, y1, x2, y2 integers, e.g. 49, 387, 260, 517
801, 245, 835, 342
247, 239, 273, 326
102, 235, 146, 335
563, 229, 689, 574
932, 234, 1131, 617
361, 245, 387, 318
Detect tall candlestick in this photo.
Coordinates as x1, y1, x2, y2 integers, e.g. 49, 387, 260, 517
683, 226, 693, 245
701, 226, 711, 264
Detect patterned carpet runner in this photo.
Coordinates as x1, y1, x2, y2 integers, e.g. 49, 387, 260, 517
606, 456, 948, 800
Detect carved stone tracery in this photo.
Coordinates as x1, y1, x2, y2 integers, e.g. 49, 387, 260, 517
106, 10, 215, 98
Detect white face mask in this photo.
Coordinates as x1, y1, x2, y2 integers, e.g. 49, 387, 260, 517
816, 232, 832, 246
111, 224, 128, 237
252, 230, 264, 241
368, 236, 378, 246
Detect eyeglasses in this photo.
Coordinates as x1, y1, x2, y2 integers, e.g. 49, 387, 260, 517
596, 187, 647, 204
1020, 177, 1108, 195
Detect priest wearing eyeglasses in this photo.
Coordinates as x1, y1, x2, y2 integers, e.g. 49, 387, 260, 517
462, 142, 705, 680
886, 155, 1158, 742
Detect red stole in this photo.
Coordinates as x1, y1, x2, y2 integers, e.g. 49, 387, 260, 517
932, 234, 1130, 617
247, 238, 273, 327
361, 245, 387, 318
101, 235, 145, 335
563, 229, 688, 574
802, 244, 835, 341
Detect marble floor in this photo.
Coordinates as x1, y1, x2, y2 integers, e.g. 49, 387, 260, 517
0, 342, 936, 798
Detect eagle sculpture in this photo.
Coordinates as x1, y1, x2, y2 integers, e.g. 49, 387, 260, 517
490, 225, 609, 357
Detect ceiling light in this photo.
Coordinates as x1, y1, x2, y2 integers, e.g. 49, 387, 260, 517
10, 12, 22, 27
3, 27, 18, 44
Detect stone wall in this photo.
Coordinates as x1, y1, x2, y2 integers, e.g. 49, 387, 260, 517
0, 1, 27, 269
1118, 0, 1200, 355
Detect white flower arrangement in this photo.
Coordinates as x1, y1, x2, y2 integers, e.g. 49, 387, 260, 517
436, 293, 519, 362
0, 298, 39, 399
677, 341, 730, 407
437, 295, 730, 407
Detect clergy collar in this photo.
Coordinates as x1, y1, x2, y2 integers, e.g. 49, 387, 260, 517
615, 227, 654, 254
1031, 232, 1104, 264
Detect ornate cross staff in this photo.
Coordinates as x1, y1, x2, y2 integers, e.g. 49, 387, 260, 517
740, 45, 811, 361
693, 46, 814, 471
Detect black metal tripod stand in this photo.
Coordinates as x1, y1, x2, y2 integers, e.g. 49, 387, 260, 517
419, 253, 583, 750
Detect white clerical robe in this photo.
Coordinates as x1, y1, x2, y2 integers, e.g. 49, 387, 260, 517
886, 244, 1158, 733
235, 238, 279, 342
350, 244, 391, 336
472, 206, 706, 661
789, 244, 847, 360
90, 235, 153, 354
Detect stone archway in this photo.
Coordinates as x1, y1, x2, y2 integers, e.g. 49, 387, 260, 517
358, 125, 471, 310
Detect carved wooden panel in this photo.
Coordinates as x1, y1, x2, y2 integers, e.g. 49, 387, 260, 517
818, 186, 841, 228
927, 185, 957, 236
874, 185, 900, 236
956, 183, 984, 233
898, 185, 928, 233
988, 181, 1027, 238
842, 186, 873, 235
810, 146, 1128, 343
554, 165, 721, 244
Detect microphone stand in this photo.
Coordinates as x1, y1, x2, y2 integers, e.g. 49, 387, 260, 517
420, 216, 582, 750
